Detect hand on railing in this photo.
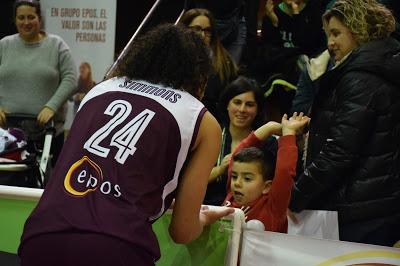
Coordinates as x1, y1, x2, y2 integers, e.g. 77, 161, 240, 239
0, 108, 8, 128
37, 107, 55, 127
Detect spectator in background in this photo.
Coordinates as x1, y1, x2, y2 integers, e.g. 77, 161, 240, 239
204, 76, 277, 206
72, 62, 96, 114
290, 49, 334, 115
290, 0, 400, 247
180, 8, 238, 121
189, 0, 247, 64
253, 0, 325, 85
0, 0, 77, 166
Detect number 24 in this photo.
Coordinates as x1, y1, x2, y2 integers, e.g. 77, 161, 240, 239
84, 100, 155, 164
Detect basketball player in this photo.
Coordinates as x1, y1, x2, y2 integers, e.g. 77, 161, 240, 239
18, 24, 233, 266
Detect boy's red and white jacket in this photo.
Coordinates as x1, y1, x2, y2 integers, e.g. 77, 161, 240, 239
223, 132, 298, 233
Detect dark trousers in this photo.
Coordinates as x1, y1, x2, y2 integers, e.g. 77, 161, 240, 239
19, 232, 155, 266
50, 132, 65, 167
340, 215, 400, 247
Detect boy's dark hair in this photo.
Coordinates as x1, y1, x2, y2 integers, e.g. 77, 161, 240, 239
112, 23, 211, 98
232, 147, 276, 181
14, 0, 42, 20
219, 76, 265, 128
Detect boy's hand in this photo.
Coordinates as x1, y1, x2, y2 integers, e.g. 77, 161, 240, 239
281, 112, 310, 136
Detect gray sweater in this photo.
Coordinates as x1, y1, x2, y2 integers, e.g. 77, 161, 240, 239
0, 33, 77, 124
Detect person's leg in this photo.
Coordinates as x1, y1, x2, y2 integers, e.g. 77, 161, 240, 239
20, 232, 155, 266
50, 131, 65, 167
340, 215, 400, 247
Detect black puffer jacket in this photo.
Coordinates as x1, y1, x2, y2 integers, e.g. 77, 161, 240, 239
290, 37, 400, 225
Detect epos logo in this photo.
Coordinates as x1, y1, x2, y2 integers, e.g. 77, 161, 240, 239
64, 156, 121, 198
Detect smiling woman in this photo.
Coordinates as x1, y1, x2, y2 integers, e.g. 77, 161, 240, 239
14, 4, 43, 42
289, 0, 400, 247
0, 0, 77, 167
324, 17, 357, 63
203, 76, 278, 206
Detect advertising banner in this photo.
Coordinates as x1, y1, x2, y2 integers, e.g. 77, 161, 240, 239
40, 0, 117, 129
41, 0, 116, 83
241, 230, 400, 266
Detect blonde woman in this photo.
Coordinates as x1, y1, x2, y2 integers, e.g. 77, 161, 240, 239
72, 62, 96, 113
290, 0, 400, 246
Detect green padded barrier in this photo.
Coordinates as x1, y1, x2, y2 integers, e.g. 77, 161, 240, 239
0, 198, 37, 254
153, 215, 231, 266
0, 188, 238, 265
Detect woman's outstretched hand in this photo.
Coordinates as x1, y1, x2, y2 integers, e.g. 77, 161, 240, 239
281, 112, 310, 136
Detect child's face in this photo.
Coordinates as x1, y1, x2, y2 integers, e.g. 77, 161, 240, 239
231, 161, 270, 206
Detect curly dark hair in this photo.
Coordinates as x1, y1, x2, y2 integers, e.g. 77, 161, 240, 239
219, 76, 265, 129
112, 23, 212, 98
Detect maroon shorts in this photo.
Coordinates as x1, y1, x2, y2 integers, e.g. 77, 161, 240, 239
19, 231, 155, 266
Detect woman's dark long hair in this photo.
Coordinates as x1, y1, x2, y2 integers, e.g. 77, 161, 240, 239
14, 0, 41, 20
112, 23, 212, 97
219, 76, 266, 129
180, 8, 238, 83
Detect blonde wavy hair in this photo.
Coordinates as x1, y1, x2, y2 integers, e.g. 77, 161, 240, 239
323, 0, 396, 44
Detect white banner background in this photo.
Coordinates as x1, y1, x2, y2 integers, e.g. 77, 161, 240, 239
40, 0, 117, 129
241, 230, 400, 266
41, 0, 116, 83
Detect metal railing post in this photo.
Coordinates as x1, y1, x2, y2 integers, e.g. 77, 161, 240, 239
104, 0, 163, 80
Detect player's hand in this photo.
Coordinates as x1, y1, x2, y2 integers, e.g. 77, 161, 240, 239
37, 106, 55, 126
281, 112, 310, 136
265, 0, 279, 27
199, 206, 235, 226
0, 108, 7, 128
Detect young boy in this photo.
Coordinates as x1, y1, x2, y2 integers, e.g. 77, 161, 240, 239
223, 112, 309, 232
